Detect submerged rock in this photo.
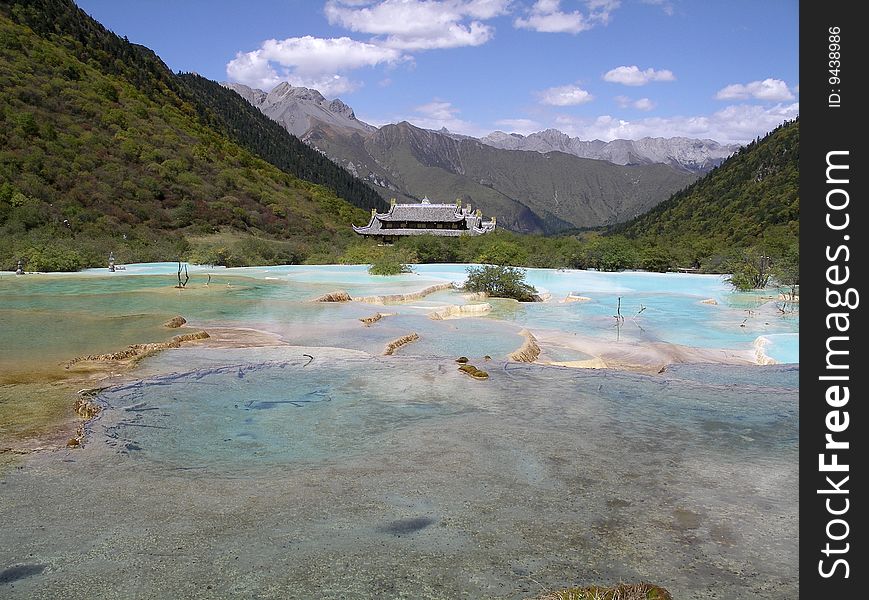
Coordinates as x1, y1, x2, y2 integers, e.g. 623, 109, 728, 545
457, 364, 489, 380
73, 397, 101, 419
163, 315, 187, 328
532, 583, 672, 600
313, 290, 352, 302
359, 313, 384, 326
383, 333, 420, 356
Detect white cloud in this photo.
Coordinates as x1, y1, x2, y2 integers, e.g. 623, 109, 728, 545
552, 102, 798, 144
387, 99, 485, 135
324, 0, 510, 50
289, 75, 360, 97
494, 118, 543, 134
586, 0, 621, 23
715, 78, 795, 102
226, 35, 402, 95
640, 0, 674, 16
226, 51, 281, 91
603, 65, 675, 86
463, 0, 515, 19
614, 95, 655, 110
415, 100, 460, 121
514, 0, 620, 34
539, 84, 594, 106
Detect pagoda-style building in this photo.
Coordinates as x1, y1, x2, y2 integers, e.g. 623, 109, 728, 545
353, 198, 496, 242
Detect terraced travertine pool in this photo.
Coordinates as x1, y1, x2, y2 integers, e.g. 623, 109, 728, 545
0, 263, 798, 599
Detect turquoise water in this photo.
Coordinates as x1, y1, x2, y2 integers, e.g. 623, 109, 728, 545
0, 263, 799, 372
0, 266, 799, 598
99, 347, 799, 472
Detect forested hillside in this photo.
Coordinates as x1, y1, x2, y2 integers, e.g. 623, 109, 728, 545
614, 119, 798, 264
178, 73, 387, 214
0, 0, 381, 270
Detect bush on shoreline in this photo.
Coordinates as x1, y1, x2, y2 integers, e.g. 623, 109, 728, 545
464, 264, 537, 302
368, 258, 412, 276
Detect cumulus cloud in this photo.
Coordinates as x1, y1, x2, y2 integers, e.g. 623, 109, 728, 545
539, 84, 594, 106
715, 78, 795, 102
324, 0, 511, 50
514, 0, 620, 34
614, 95, 655, 110
382, 99, 485, 135
494, 118, 543, 134
226, 35, 403, 95
415, 100, 460, 121
603, 65, 675, 86
552, 102, 798, 144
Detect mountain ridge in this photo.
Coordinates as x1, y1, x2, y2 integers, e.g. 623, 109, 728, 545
481, 129, 739, 174
225, 82, 697, 234
225, 81, 738, 174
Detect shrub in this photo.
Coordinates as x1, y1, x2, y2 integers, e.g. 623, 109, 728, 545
23, 245, 84, 272
464, 264, 537, 301
368, 257, 412, 276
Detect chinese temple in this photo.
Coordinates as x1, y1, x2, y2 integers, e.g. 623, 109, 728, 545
353, 198, 496, 242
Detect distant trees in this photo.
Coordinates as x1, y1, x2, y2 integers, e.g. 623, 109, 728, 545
368, 257, 412, 276
725, 248, 774, 290
579, 235, 639, 271
474, 239, 528, 267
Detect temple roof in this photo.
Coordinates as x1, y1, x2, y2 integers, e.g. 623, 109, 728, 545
354, 227, 473, 237
353, 200, 496, 237
377, 203, 466, 223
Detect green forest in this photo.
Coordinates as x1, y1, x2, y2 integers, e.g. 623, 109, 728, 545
0, 0, 381, 270
1, 0, 798, 287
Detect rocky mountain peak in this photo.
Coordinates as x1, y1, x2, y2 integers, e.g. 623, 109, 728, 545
328, 98, 355, 119
222, 80, 373, 138
481, 128, 739, 173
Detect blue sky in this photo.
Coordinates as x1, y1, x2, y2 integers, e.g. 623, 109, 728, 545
76, 0, 798, 143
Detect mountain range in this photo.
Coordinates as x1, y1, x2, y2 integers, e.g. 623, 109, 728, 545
225, 82, 704, 233
480, 130, 739, 173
